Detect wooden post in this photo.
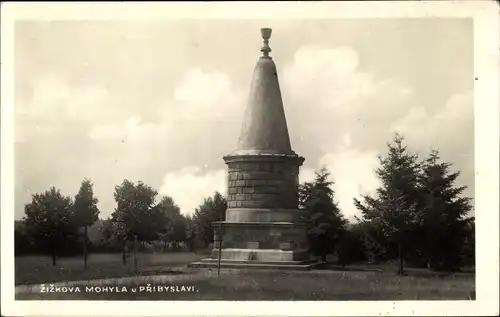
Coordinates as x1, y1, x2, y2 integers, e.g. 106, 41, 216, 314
51, 238, 56, 266
133, 234, 138, 273
217, 222, 223, 278
83, 225, 88, 269
122, 240, 127, 266
398, 242, 404, 276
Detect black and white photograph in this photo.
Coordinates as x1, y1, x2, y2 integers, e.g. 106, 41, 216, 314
1, 1, 499, 316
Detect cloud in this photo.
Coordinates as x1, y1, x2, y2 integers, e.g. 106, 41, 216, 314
174, 69, 234, 109
390, 90, 473, 153
17, 73, 111, 123
317, 148, 381, 221
282, 44, 416, 154
390, 90, 475, 203
16, 67, 245, 219
88, 68, 244, 145
280, 45, 473, 219
159, 167, 227, 215
151, 43, 409, 219
297, 134, 381, 221
299, 167, 316, 184
278, 45, 414, 219
89, 116, 168, 145
15, 73, 111, 144
15, 26, 473, 222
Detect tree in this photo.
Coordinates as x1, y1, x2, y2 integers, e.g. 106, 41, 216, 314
355, 220, 388, 264
354, 133, 423, 275
73, 178, 100, 268
299, 167, 347, 262
23, 187, 77, 265
15, 220, 35, 256
336, 222, 367, 266
156, 196, 187, 251
184, 215, 197, 252
110, 180, 167, 264
98, 217, 121, 252
418, 149, 473, 271
192, 192, 227, 248
461, 217, 475, 268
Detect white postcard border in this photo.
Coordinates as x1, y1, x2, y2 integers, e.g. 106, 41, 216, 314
1, 1, 498, 316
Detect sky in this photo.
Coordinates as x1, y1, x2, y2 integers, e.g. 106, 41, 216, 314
14, 19, 474, 222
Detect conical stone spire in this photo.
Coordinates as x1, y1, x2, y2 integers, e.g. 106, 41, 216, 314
190, 28, 315, 270
233, 28, 295, 156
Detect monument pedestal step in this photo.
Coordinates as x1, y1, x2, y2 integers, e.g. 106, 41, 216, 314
189, 258, 323, 271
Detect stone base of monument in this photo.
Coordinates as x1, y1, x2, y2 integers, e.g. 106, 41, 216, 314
189, 221, 323, 270
189, 248, 323, 271
189, 258, 323, 271
211, 248, 310, 261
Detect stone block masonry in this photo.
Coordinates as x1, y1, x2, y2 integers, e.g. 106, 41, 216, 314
226, 159, 300, 210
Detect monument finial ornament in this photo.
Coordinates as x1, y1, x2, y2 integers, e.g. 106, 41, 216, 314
260, 28, 272, 57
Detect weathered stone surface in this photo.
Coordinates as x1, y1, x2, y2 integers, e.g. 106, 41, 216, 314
198, 28, 318, 270
215, 224, 308, 251
225, 208, 299, 223
233, 51, 293, 156
210, 248, 310, 262
242, 187, 255, 194
226, 159, 300, 210
279, 242, 293, 250
247, 241, 260, 248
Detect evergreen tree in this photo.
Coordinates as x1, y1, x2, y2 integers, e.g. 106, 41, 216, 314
358, 220, 388, 263
336, 222, 367, 265
73, 178, 100, 268
418, 149, 473, 271
299, 167, 347, 262
354, 133, 423, 275
461, 217, 475, 268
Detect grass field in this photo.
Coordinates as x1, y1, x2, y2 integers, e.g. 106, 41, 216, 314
15, 252, 475, 301
15, 252, 203, 286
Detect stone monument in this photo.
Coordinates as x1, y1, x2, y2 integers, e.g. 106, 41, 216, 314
191, 28, 318, 270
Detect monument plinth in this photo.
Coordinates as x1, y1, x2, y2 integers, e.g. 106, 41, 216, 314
191, 28, 318, 270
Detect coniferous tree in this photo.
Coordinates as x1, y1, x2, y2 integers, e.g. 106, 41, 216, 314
359, 220, 388, 263
354, 133, 423, 275
336, 222, 367, 265
418, 149, 473, 271
300, 167, 347, 262
460, 217, 475, 268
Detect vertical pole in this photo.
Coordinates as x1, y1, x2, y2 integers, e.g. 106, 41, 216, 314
122, 239, 127, 266
134, 234, 138, 273
51, 238, 56, 266
217, 222, 223, 278
83, 225, 88, 269
397, 241, 404, 275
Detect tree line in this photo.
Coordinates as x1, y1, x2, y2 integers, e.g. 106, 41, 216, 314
15, 133, 474, 273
